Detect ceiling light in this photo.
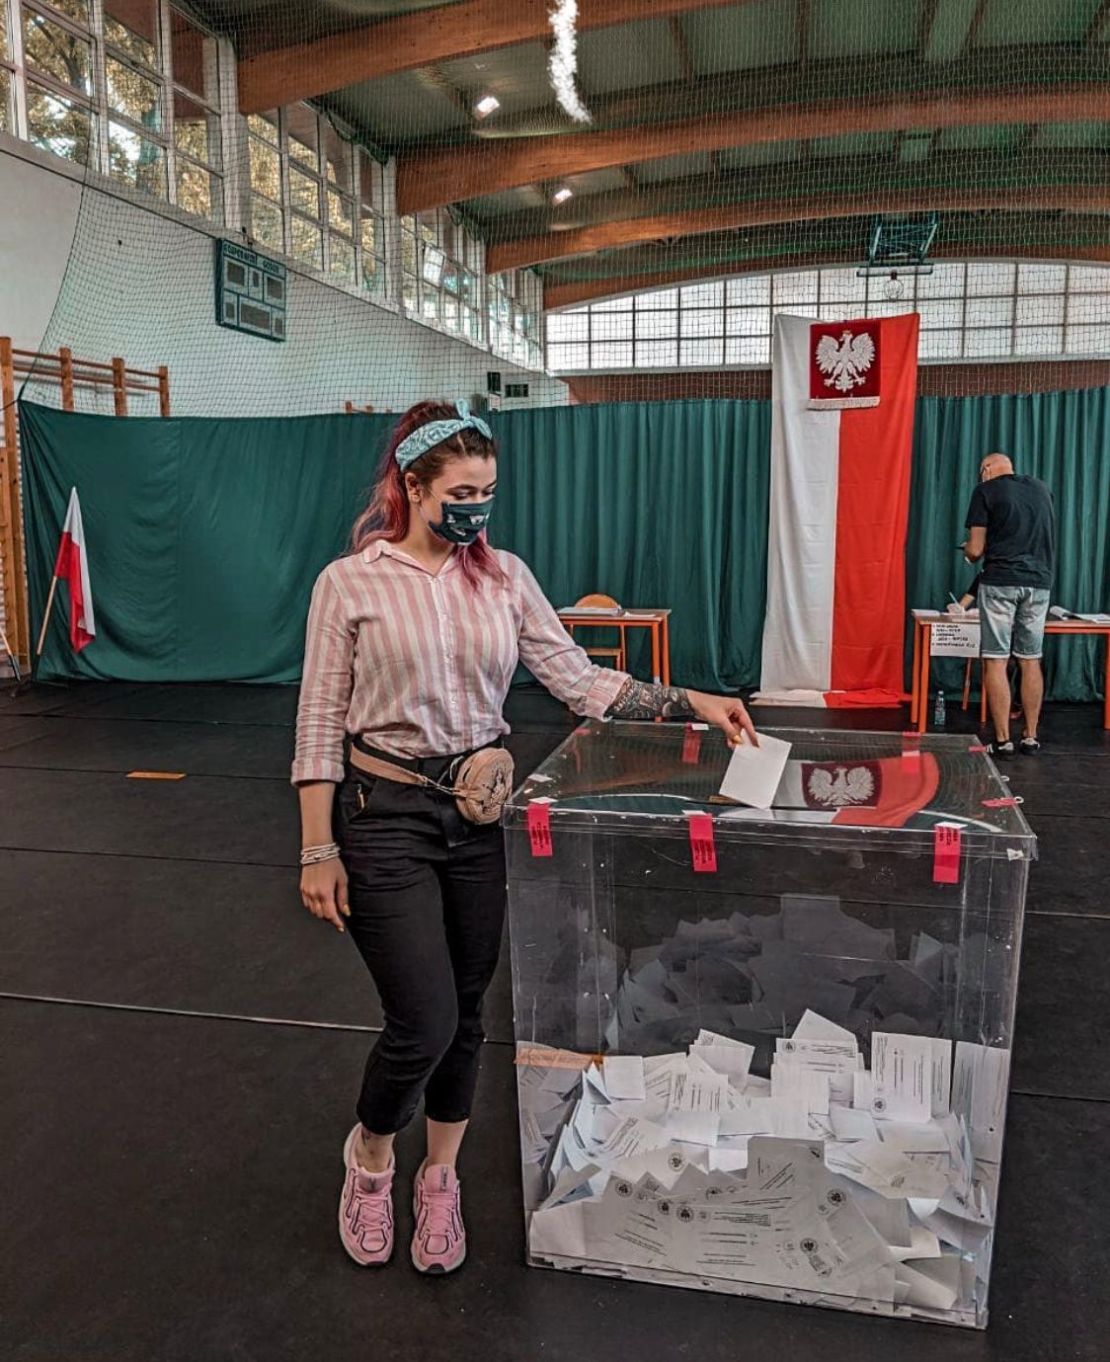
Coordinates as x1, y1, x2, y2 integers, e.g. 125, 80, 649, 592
474, 94, 500, 118
551, 187, 573, 206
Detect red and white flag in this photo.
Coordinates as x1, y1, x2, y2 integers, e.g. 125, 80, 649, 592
53, 488, 96, 652
758, 312, 919, 707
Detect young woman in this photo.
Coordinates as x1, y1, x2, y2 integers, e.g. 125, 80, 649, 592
293, 399, 757, 1276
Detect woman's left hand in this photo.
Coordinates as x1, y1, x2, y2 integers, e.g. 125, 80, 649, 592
687, 691, 759, 747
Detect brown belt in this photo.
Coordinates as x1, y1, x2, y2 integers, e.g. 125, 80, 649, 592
347, 747, 442, 788
347, 743, 514, 825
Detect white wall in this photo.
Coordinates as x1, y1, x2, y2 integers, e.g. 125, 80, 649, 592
0, 139, 566, 417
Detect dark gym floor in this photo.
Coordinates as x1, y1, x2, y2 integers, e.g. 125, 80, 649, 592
1, 681, 1107, 1362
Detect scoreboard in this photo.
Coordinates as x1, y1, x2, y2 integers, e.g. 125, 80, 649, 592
215, 240, 287, 342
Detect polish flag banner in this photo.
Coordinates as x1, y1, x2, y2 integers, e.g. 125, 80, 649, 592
758, 312, 919, 707
53, 488, 96, 652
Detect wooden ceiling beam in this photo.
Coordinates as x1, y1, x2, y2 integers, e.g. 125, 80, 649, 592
491, 180, 1110, 274
399, 83, 1110, 213
237, 0, 745, 115
544, 240, 1110, 310
468, 43, 1106, 141
669, 16, 696, 82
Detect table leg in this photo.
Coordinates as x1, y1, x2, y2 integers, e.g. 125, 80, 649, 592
910, 620, 921, 725
918, 624, 931, 734
661, 616, 671, 688
1104, 633, 1110, 731
650, 621, 661, 686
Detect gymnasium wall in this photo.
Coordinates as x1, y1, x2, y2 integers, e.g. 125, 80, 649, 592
565, 361, 1110, 405
0, 139, 566, 417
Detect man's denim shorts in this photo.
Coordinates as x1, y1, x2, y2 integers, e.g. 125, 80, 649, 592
978, 584, 1051, 659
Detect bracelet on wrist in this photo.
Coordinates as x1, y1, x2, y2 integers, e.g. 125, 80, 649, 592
300, 842, 340, 867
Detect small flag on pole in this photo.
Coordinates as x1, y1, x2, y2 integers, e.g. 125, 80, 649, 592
38, 487, 96, 656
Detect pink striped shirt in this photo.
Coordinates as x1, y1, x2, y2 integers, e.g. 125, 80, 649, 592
292, 541, 629, 783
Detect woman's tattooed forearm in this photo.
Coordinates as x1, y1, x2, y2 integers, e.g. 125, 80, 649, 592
606, 678, 695, 721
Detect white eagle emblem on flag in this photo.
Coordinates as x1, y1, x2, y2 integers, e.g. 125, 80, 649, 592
815, 329, 877, 394
806, 764, 876, 808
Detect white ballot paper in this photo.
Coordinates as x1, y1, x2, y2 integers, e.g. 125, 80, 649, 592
525, 1013, 992, 1322
952, 1042, 1010, 1162
603, 1055, 647, 1102
719, 732, 792, 809
870, 1032, 938, 1124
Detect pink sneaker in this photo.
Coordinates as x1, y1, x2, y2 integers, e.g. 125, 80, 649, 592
338, 1125, 394, 1266
411, 1162, 466, 1275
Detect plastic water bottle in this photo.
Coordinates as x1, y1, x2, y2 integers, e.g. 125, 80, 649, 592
933, 689, 947, 728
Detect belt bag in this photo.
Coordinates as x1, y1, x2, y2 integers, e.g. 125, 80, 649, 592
348, 745, 515, 825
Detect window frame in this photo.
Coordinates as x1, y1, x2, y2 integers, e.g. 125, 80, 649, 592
546, 260, 1110, 373
5, 0, 225, 218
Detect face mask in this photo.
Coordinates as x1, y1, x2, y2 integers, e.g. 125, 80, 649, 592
425, 496, 495, 546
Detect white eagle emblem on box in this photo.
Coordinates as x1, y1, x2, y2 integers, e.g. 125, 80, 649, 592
806, 764, 877, 808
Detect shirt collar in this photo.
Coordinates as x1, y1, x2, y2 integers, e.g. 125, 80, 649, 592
364, 539, 459, 576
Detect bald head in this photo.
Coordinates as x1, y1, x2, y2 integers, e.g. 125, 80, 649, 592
979, 453, 1013, 482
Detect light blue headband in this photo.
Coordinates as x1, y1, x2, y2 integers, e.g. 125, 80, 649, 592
394, 399, 493, 472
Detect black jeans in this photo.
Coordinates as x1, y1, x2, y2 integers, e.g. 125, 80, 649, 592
336, 759, 506, 1135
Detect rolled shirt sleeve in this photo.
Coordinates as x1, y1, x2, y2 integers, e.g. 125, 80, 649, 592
515, 562, 629, 717
292, 568, 356, 785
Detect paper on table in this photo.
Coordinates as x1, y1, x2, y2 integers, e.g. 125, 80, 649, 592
718, 732, 792, 809
561, 605, 622, 615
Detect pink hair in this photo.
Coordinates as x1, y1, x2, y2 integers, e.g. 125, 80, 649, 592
350, 401, 503, 590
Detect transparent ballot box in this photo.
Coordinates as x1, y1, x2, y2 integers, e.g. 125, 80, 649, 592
504, 722, 1034, 1328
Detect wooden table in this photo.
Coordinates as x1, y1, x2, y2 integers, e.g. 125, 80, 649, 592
558, 608, 672, 686
910, 610, 1110, 733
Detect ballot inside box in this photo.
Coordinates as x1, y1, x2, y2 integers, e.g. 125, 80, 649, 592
504, 722, 1033, 1329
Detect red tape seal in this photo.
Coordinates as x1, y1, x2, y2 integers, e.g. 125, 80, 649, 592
687, 813, 717, 873
527, 801, 553, 858
682, 723, 707, 764
933, 824, 962, 885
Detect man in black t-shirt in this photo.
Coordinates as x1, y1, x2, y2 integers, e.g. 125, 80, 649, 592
963, 453, 1055, 757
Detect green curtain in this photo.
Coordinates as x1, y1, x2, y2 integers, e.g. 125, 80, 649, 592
492, 400, 771, 692
20, 402, 394, 682
19, 389, 1110, 701
907, 388, 1110, 702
